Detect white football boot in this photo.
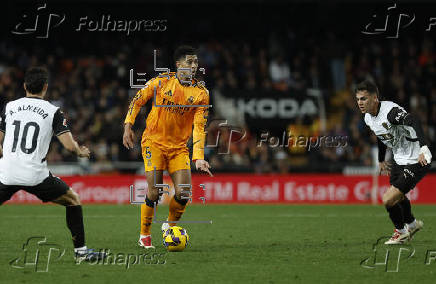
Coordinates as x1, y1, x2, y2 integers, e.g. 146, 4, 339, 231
384, 229, 410, 245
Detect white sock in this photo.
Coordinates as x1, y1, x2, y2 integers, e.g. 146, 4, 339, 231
407, 219, 417, 229
74, 246, 87, 253
397, 227, 407, 234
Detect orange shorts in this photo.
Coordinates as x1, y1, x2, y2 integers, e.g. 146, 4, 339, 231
142, 140, 191, 174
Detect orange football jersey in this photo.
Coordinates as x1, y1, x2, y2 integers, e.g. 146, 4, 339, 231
124, 72, 210, 160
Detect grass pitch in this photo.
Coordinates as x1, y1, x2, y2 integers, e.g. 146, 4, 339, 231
1, 204, 436, 283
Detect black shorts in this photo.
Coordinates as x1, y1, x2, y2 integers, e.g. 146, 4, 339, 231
390, 161, 430, 194
0, 173, 70, 204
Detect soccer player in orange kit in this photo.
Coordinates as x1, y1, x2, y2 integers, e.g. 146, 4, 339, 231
123, 46, 212, 248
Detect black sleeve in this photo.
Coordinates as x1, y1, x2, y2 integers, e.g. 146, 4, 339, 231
387, 107, 427, 147
0, 106, 5, 133
53, 109, 71, 136
377, 137, 387, 162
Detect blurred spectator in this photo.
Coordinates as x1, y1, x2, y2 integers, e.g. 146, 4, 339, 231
269, 55, 291, 91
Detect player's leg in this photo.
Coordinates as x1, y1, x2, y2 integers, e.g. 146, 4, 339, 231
400, 196, 423, 237
26, 174, 106, 261
382, 186, 409, 244
168, 169, 191, 227
0, 183, 20, 205
382, 185, 406, 230
383, 161, 430, 244
138, 169, 163, 249
164, 148, 192, 230
399, 163, 430, 238
29, 175, 85, 251
51, 189, 85, 249
139, 139, 166, 248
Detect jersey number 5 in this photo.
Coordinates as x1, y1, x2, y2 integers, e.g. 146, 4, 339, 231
11, 120, 40, 154
145, 146, 152, 159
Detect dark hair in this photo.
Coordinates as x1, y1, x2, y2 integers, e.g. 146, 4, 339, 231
354, 79, 379, 97
173, 45, 197, 63
24, 67, 49, 94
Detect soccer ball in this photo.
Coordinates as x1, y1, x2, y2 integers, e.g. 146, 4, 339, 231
162, 226, 189, 252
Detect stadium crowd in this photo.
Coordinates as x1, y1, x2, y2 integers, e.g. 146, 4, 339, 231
0, 31, 435, 173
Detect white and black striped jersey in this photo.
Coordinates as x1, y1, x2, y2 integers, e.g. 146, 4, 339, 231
364, 101, 422, 165
0, 97, 70, 186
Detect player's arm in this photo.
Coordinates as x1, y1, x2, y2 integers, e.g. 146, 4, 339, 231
0, 132, 4, 158
377, 137, 390, 175
192, 91, 212, 176
57, 132, 90, 158
123, 79, 157, 149
53, 109, 90, 158
387, 107, 432, 165
0, 106, 5, 157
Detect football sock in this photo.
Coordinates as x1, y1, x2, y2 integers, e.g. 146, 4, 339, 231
407, 219, 417, 229
397, 228, 407, 234
140, 197, 157, 235
168, 195, 188, 226
386, 203, 405, 230
66, 205, 85, 248
399, 197, 415, 224
74, 246, 88, 253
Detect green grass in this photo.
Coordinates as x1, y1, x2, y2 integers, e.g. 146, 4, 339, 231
1, 204, 436, 283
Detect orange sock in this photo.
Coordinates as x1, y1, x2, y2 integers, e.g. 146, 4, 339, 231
140, 201, 156, 235
168, 196, 187, 226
